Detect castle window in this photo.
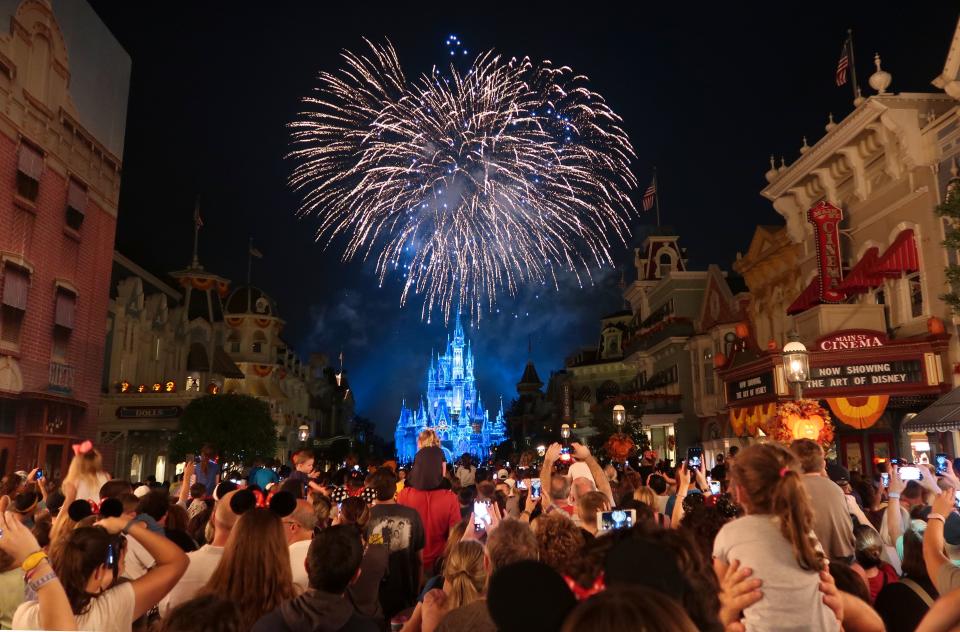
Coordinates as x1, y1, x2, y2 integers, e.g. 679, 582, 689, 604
16, 143, 43, 202
252, 331, 266, 354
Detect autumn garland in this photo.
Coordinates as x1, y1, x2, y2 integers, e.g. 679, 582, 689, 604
769, 399, 835, 451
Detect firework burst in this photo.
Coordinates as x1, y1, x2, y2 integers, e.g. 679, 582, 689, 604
289, 39, 636, 322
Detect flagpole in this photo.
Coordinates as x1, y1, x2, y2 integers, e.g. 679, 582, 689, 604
847, 28, 861, 104
247, 237, 253, 285
654, 168, 662, 227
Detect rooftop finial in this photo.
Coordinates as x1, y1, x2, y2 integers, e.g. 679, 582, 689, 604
868, 52, 892, 95
778, 156, 787, 173
799, 136, 810, 154
764, 155, 778, 183
825, 112, 836, 132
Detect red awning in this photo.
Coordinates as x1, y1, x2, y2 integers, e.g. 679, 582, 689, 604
875, 229, 919, 277
839, 247, 884, 294
787, 277, 820, 315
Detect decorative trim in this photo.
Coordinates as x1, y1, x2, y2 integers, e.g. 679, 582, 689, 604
0, 252, 34, 274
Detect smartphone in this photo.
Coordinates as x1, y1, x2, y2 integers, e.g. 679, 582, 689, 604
35, 468, 43, 480
516, 479, 528, 490
936, 454, 950, 476
473, 500, 492, 532
560, 446, 572, 462
530, 478, 542, 499
598, 509, 636, 532
687, 447, 703, 471
898, 466, 922, 481
880, 473, 890, 488
709, 480, 721, 494
889, 458, 902, 467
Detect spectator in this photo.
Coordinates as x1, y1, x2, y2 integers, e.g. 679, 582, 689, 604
248, 457, 279, 491
535, 511, 586, 578
287, 449, 322, 497
0, 543, 24, 628
159, 594, 242, 632
165, 503, 197, 552
14, 516, 188, 631
854, 524, 897, 602
336, 497, 388, 622
398, 441, 460, 575
365, 467, 425, 618
283, 499, 317, 593
713, 443, 838, 631
563, 585, 698, 632
540, 444, 576, 516
577, 491, 610, 539
62, 444, 111, 504
790, 439, 856, 563
199, 507, 296, 629
408, 430, 446, 489
404, 540, 486, 632
160, 490, 240, 615
455, 454, 477, 488
711, 453, 727, 486
924, 488, 960, 594
875, 523, 938, 631
252, 525, 378, 632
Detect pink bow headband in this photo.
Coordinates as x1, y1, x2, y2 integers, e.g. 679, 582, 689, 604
72, 440, 93, 456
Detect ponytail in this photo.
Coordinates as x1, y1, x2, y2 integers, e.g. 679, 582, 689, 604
442, 540, 487, 610
771, 469, 825, 572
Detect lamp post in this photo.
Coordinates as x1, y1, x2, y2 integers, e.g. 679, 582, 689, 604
612, 404, 626, 431
297, 424, 310, 444
782, 337, 810, 400
560, 423, 571, 444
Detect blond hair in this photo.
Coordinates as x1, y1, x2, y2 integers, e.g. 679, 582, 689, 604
63, 449, 103, 490
418, 428, 440, 449
632, 486, 657, 508
443, 540, 487, 610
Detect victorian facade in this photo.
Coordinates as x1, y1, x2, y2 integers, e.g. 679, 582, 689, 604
0, 1, 130, 478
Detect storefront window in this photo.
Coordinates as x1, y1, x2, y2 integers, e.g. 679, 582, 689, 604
130, 453, 143, 482
155, 455, 166, 483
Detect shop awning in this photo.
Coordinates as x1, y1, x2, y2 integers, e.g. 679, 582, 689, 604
839, 247, 884, 294
875, 229, 919, 277
787, 278, 820, 315
212, 348, 245, 379
901, 387, 960, 433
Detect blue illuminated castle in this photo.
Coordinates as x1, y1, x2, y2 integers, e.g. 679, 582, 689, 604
395, 313, 507, 464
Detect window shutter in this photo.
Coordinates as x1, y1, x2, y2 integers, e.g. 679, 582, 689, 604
55, 290, 76, 329
17, 144, 43, 180
1, 267, 29, 310
67, 179, 87, 214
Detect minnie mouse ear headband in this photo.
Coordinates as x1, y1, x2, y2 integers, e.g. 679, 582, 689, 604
72, 440, 94, 456
229, 488, 297, 517
13, 492, 38, 515
67, 499, 95, 522
213, 480, 238, 502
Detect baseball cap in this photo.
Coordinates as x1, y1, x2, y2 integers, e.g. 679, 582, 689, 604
497, 469, 509, 480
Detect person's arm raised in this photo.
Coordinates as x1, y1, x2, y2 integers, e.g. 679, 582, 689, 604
539, 443, 561, 511
884, 462, 904, 546
571, 443, 614, 506
671, 462, 690, 528
916, 588, 960, 632
177, 460, 195, 507
0, 498, 76, 631
924, 489, 957, 591
96, 516, 188, 620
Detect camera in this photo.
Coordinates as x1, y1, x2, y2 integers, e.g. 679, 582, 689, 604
598, 509, 636, 532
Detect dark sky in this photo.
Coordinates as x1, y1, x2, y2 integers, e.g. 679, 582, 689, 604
88, 2, 959, 437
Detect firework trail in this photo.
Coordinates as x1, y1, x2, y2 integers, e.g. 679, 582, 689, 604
289, 39, 636, 322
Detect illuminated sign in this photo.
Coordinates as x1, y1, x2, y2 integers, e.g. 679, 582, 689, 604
115, 406, 183, 419
804, 359, 924, 392
808, 201, 844, 303
817, 330, 887, 352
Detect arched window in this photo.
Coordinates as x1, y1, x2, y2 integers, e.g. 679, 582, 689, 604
658, 251, 673, 278
227, 332, 241, 354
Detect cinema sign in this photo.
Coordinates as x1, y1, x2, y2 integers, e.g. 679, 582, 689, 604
817, 330, 887, 352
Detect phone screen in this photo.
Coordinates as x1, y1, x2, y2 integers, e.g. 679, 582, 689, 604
709, 480, 721, 494
936, 454, 950, 475
687, 447, 703, 471
473, 500, 491, 532
530, 478, 542, 499
598, 509, 636, 532
36, 469, 43, 479
516, 479, 527, 490
955, 490, 960, 509
880, 473, 890, 488
899, 466, 922, 481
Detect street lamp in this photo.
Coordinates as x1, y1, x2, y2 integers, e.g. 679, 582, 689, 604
782, 336, 810, 400
297, 424, 310, 443
560, 423, 571, 442
612, 404, 626, 430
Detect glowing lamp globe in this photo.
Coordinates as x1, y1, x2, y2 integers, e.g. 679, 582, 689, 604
298, 424, 310, 442
782, 340, 809, 384
612, 404, 626, 428
561, 423, 572, 440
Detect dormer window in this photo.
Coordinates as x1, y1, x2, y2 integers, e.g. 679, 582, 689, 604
658, 251, 673, 278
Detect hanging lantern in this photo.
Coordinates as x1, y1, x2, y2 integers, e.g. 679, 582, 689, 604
612, 405, 626, 428
735, 322, 750, 339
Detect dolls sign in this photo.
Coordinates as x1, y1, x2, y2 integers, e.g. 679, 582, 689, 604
808, 201, 845, 303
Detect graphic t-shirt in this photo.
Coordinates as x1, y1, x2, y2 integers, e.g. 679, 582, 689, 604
366, 502, 426, 618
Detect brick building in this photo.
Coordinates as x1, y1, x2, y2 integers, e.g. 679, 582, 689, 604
0, 0, 130, 478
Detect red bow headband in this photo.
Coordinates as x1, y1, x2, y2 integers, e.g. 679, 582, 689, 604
72, 440, 93, 456
250, 488, 280, 509
563, 573, 606, 601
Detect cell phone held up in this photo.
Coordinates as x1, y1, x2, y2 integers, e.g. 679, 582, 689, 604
473, 500, 492, 532
530, 478, 542, 499
597, 509, 636, 532
898, 465, 922, 482
935, 453, 950, 476
686, 447, 703, 472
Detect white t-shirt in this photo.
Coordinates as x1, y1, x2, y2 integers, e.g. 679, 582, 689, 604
14, 580, 134, 632
455, 466, 476, 487
74, 473, 111, 504
121, 536, 155, 581
289, 539, 312, 594
159, 544, 224, 617
713, 514, 839, 632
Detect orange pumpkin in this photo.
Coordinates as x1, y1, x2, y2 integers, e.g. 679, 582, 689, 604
928, 316, 946, 335
713, 352, 727, 369
790, 413, 824, 440
735, 322, 750, 339
767, 338, 778, 351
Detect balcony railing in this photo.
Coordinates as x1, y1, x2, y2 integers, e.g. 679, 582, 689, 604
49, 361, 75, 393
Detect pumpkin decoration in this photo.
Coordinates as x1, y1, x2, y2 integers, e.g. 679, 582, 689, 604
928, 316, 946, 335
735, 322, 750, 339
604, 432, 635, 463
766, 338, 778, 351
770, 400, 834, 450
713, 352, 727, 369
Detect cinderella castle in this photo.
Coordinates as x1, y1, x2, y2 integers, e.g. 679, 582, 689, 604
395, 313, 507, 464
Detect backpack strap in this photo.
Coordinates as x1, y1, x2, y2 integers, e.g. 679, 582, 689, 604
899, 578, 935, 608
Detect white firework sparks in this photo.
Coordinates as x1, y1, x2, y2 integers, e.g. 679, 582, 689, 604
288, 39, 636, 322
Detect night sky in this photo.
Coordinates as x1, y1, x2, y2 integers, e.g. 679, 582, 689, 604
88, 2, 959, 438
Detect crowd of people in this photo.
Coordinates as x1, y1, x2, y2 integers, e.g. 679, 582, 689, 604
2, 431, 960, 630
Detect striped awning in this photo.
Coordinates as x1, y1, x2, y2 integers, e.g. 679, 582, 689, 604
839, 247, 884, 294
787, 278, 820, 315
876, 230, 919, 277
901, 387, 960, 433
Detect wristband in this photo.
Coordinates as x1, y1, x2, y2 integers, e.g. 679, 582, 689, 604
21, 551, 48, 573
27, 571, 58, 593
887, 492, 900, 499
929, 513, 946, 523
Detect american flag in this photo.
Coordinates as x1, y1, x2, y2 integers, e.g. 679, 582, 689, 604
836, 39, 850, 87
642, 178, 657, 212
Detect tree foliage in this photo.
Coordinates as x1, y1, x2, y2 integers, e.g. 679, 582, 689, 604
169, 394, 277, 465
936, 181, 960, 313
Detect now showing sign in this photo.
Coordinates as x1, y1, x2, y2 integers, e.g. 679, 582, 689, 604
804, 359, 923, 392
